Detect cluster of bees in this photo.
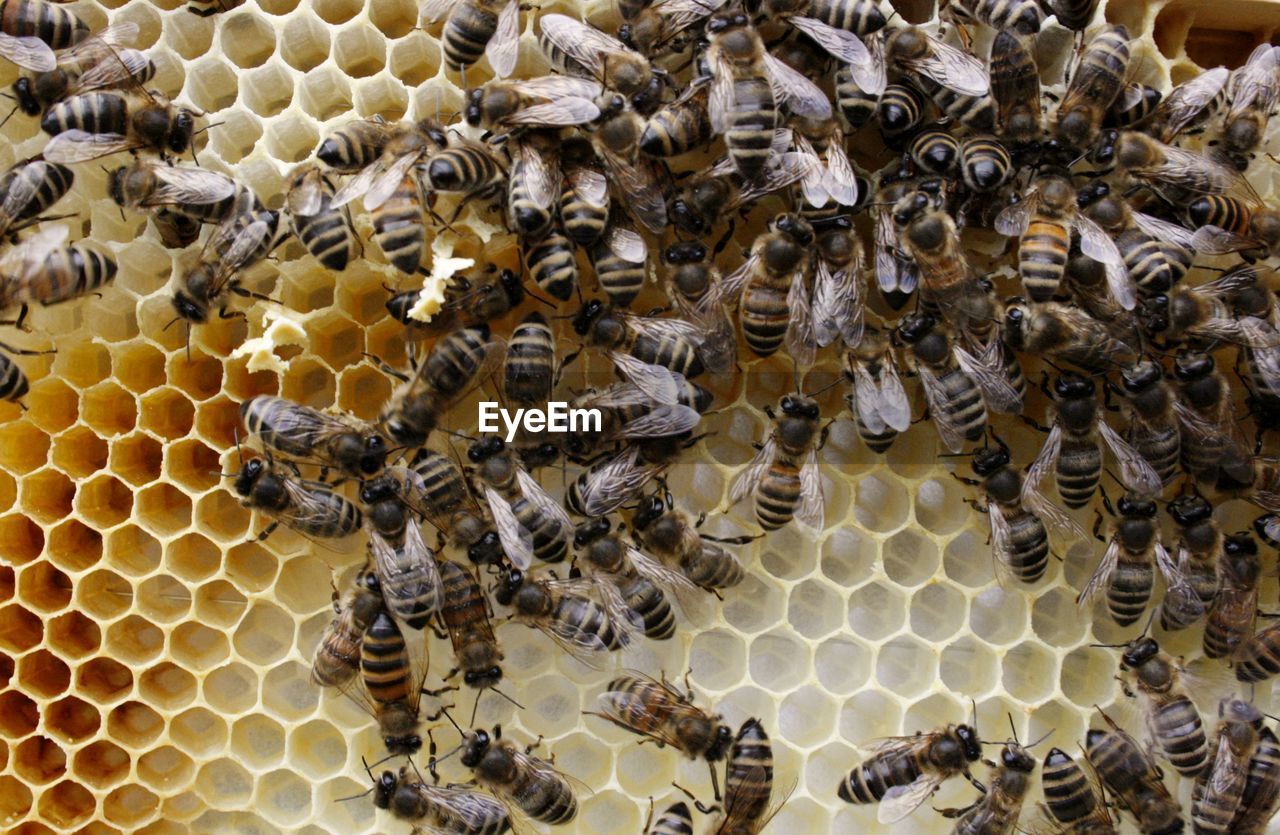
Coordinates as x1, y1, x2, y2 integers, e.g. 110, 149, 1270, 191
11, 0, 1280, 829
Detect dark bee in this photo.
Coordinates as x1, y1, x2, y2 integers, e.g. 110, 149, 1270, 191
465, 76, 603, 136
724, 212, 816, 363
1105, 82, 1163, 128
469, 436, 572, 567
1172, 351, 1251, 484
1231, 725, 1280, 833
1054, 25, 1131, 149
0, 225, 117, 320
1192, 699, 1262, 833
958, 136, 1012, 193
843, 327, 911, 454
876, 82, 928, 137
359, 609, 429, 755
1076, 179, 1194, 298
1222, 44, 1280, 165
371, 766, 511, 835
1159, 494, 1223, 633
523, 223, 578, 302
232, 456, 363, 541
284, 163, 359, 271
387, 268, 524, 334
1119, 637, 1209, 778
407, 448, 502, 564
1080, 493, 1166, 628
1086, 712, 1183, 835
421, 0, 520, 77
461, 726, 578, 824
1187, 195, 1280, 262
311, 570, 382, 689
589, 217, 649, 308
1043, 0, 1099, 30
503, 311, 556, 409
1115, 131, 1248, 204
240, 395, 387, 478
438, 558, 504, 690
186, 0, 248, 15
1003, 300, 1138, 373
1147, 66, 1229, 143
839, 723, 983, 823
730, 393, 824, 531
0, 160, 73, 241
1040, 746, 1115, 833
366, 512, 442, 631
10, 22, 152, 116
883, 26, 989, 97
1204, 533, 1260, 660
494, 568, 633, 657
662, 241, 736, 374
641, 80, 712, 156
170, 209, 285, 325
0, 0, 89, 71
939, 738, 1036, 835
944, 0, 1042, 35
557, 135, 608, 245
41, 89, 198, 162
573, 300, 707, 379
715, 719, 787, 834
1116, 360, 1181, 488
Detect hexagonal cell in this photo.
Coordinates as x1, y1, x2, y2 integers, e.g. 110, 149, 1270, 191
280, 357, 336, 407
46, 695, 100, 744
223, 540, 278, 590
73, 740, 131, 790
0, 515, 43, 570
265, 113, 318, 163
76, 474, 133, 529
105, 433, 162, 490
908, 583, 966, 643
50, 426, 107, 478
230, 713, 286, 771
0, 469, 14, 513
389, 33, 442, 86
209, 108, 264, 164
20, 467, 74, 524
220, 12, 276, 67
299, 67, 353, 120
852, 472, 910, 533
0, 603, 43, 653
778, 684, 836, 748
136, 745, 195, 795
24, 378, 78, 435
160, 440, 219, 496
233, 601, 294, 666
17, 560, 71, 614
0, 420, 51, 474
336, 363, 393, 421
138, 574, 192, 624
185, 56, 239, 113
839, 689, 902, 745
721, 573, 785, 635
1033, 586, 1090, 648
14, 735, 66, 785
276, 553, 334, 614
44, 521, 100, 576
819, 525, 878, 588
285, 719, 345, 781
194, 578, 248, 629
106, 524, 161, 577
102, 784, 159, 829
0, 689, 38, 739
875, 634, 936, 698
194, 395, 240, 450
47, 611, 101, 661
882, 528, 940, 587
81, 381, 136, 436
943, 529, 996, 588
353, 74, 409, 119
204, 662, 258, 714
111, 342, 165, 395
106, 614, 165, 667
138, 662, 197, 712
970, 586, 1029, 646
18, 649, 70, 699
76, 655, 133, 706
1061, 646, 1118, 708
848, 581, 906, 641
135, 482, 193, 537
103, 701, 163, 755
787, 579, 842, 639
281, 15, 330, 71
138, 387, 195, 441
77, 568, 133, 622
1002, 641, 1058, 704
242, 63, 295, 117
748, 630, 812, 693
170, 706, 228, 760
195, 758, 254, 807
0, 774, 33, 822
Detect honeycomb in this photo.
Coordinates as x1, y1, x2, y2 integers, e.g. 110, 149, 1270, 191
2, 0, 1280, 832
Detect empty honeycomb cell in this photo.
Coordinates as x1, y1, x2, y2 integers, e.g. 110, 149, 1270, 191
839, 690, 902, 745
847, 581, 906, 641
232, 602, 294, 666
77, 569, 133, 621
613, 743, 673, 797
25, 380, 78, 436
223, 541, 278, 592
749, 630, 813, 694
264, 113, 319, 163
163, 440, 220, 495
138, 387, 195, 442
196, 757, 255, 807
135, 482, 193, 536
46, 695, 100, 744
939, 635, 998, 697
169, 707, 228, 761
75, 475, 133, 531
170, 621, 229, 672
18, 650, 70, 700
109, 433, 163, 488
47, 613, 101, 662
184, 57, 240, 113
51, 427, 108, 480
21, 468, 74, 524
882, 528, 940, 587
779, 684, 836, 748
210, 109, 264, 165
203, 662, 258, 714
106, 525, 161, 577
787, 579, 842, 639
223, 357, 280, 404
137, 575, 192, 624
17, 562, 71, 615
0, 689, 38, 739
903, 692, 967, 740
312, 0, 361, 24
193, 579, 248, 629
522, 673, 584, 737
299, 67, 354, 120
819, 525, 877, 588
1030, 699, 1087, 756
15, 736, 66, 785
193, 395, 240, 450
721, 574, 784, 635
852, 473, 910, 534
102, 784, 159, 829
334, 24, 387, 78
0, 775, 33, 824
368, 0, 418, 37
1002, 642, 1057, 704
874, 635, 936, 698
389, 35, 442, 86
1032, 587, 1089, 648
233, 714, 290, 774
1060, 646, 1118, 707
196, 490, 250, 543
167, 353, 224, 403
578, 790, 641, 834
281, 16, 330, 70
111, 343, 165, 396
106, 615, 165, 666
138, 662, 197, 712
161, 535, 219, 585
909, 584, 966, 642
970, 586, 1029, 646
0, 421, 50, 475
912, 477, 971, 536
137, 745, 195, 794
813, 635, 870, 696
0, 469, 14, 512
286, 719, 345, 780
76, 657, 133, 705
81, 382, 136, 437
0, 603, 43, 653
0, 516, 43, 567
280, 357, 337, 407
335, 364, 392, 421
72, 741, 131, 790
352, 74, 408, 119
105, 702, 163, 754
943, 530, 996, 588
160, 792, 203, 824
221, 12, 278, 67
242, 64, 296, 118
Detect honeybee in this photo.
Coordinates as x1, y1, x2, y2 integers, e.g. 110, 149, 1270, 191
9, 22, 152, 116
1231, 725, 1280, 833
1147, 66, 1229, 143
906, 128, 959, 177
420, 138, 506, 200
556, 135, 609, 245
958, 135, 1012, 193
944, 0, 1043, 34
589, 217, 649, 307
388, 269, 525, 336
377, 324, 504, 448
231, 456, 363, 541
494, 568, 634, 657
939, 737, 1036, 835
1193, 700, 1264, 834
1054, 24, 1130, 149
662, 241, 737, 375
1024, 373, 1161, 509
1158, 494, 1223, 633
713, 719, 788, 835
41, 89, 198, 162
721, 212, 816, 364
1143, 267, 1280, 350
1187, 195, 1280, 261
461, 726, 579, 824
523, 222, 578, 302
503, 129, 558, 238
356, 609, 433, 755
704, 10, 831, 181
372, 765, 512, 834
566, 428, 702, 518
890, 187, 986, 321
1222, 43, 1280, 164
646, 801, 693, 835
438, 558, 504, 690
465, 76, 604, 136
0, 0, 89, 71
329, 119, 443, 213
1039, 746, 1115, 833
108, 159, 237, 220
876, 82, 930, 137
590, 102, 671, 235
641, 79, 712, 157
1114, 131, 1249, 203
1085, 712, 1183, 835
317, 117, 444, 173
843, 326, 911, 454
1043, 0, 1098, 30
0, 160, 73, 241
668, 147, 811, 235
1114, 360, 1181, 487
468, 436, 572, 568
1002, 300, 1138, 373
630, 488, 749, 591
0, 341, 48, 402
838, 723, 983, 824
170, 208, 285, 325
421, 0, 520, 77
574, 517, 699, 622
1080, 492, 1167, 628
1074, 179, 1194, 298
503, 311, 555, 411
1236, 619, 1280, 685
1106, 82, 1163, 129
729, 393, 824, 531
239, 395, 387, 479
407, 448, 503, 565
617, 0, 722, 59
870, 173, 922, 309
0, 225, 117, 319
1118, 637, 1210, 778
1171, 351, 1251, 485
573, 300, 707, 379
284, 163, 359, 271
539, 13, 656, 102
811, 215, 864, 350
883, 26, 990, 98
753, 0, 882, 94
369, 519, 442, 632
1204, 533, 1260, 659
311, 570, 382, 688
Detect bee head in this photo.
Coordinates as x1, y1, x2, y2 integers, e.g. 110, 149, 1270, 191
573, 517, 612, 548
895, 312, 935, 345
467, 530, 504, 565
706, 723, 733, 761
1001, 742, 1035, 771
464, 666, 503, 688
1120, 636, 1159, 669
955, 724, 981, 761
11, 77, 41, 116
171, 289, 208, 324
664, 242, 706, 265
359, 434, 388, 474
1168, 494, 1212, 526
1121, 359, 1162, 393
358, 476, 395, 506
773, 212, 813, 245
493, 568, 523, 606
1053, 372, 1094, 400
169, 109, 195, 154
780, 394, 819, 420
467, 436, 504, 463
461, 730, 491, 767
372, 771, 397, 810
1224, 532, 1258, 558
465, 87, 487, 126
1075, 179, 1109, 208
632, 494, 666, 531
971, 446, 1009, 476
498, 269, 525, 306
572, 299, 606, 336
1116, 494, 1157, 518
384, 733, 422, 756
1173, 350, 1214, 382
105, 165, 131, 206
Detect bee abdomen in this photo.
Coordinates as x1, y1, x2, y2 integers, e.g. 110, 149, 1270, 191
589, 240, 646, 308
632, 332, 704, 378
684, 549, 745, 589
839, 753, 919, 804
755, 462, 800, 530
442, 4, 498, 71
41, 91, 127, 136
1106, 558, 1152, 626
741, 285, 788, 357
525, 227, 577, 301
856, 417, 898, 453
1041, 748, 1100, 826
360, 611, 409, 704
1120, 232, 1190, 296
1004, 510, 1049, 582
1019, 220, 1070, 301
517, 772, 578, 824
1152, 698, 1209, 777
0, 0, 86, 48
513, 496, 567, 563
1130, 426, 1180, 486
554, 596, 625, 650
939, 369, 987, 442
1055, 440, 1101, 508
619, 575, 675, 640
293, 208, 357, 271
371, 177, 425, 274
1237, 625, 1280, 683
725, 77, 775, 180
0, 354, 30, 402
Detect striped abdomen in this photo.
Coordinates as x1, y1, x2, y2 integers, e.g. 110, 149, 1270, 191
41, 91, 127, 136
508, 765, 577, 824
741, 282, 788, 358
439, 558, 487, 633
590, 241, 646, 308
360, 611, 409, 705
725, 76, 775, 181
1236, 623, 1280, 684
641, 92, 711, 157
371, 174, 424, 274
684, 545, 744, 589
840, 750, 921, 803
423, 325, 492, 397
724, 719, 773, 823
648, 802, 693, 835
0, 161, 72, 237
1118, 230, 1189, 296
1128, 423, 1180, 486
1041, 748, 1103, 827
411, 449, 468, 513
855, 415, 898, 453
1233, 727, 1280, 833
1055, 435, 1102, 508
0, 0, 87, 48
619, 575, 675, 639
603, 675, 674, 735
292, 200, 357, 271
525, 227, 577, 301
1151, 696, 1209, 777
504, 315, 555, 405
296, 489, 362, 537
1002, 507, 1049, 582
630, 332, 704, 378
938, 368, 987, 442
1019, 217, 1070, 301
553, 595, 625, 650
0, 353, 30, 401
512, 496, 567, 563
1107, 552, 1153, 626
808, 0, 885, 33
442, 2, 498, 71
755, 457, 801, 530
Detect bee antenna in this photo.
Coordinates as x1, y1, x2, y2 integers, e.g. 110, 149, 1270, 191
1027, 727, 1054, 749
492, 686, 525, 711
1008, 713, 1019, 745
470, 689, 483, 727
335, 785, 376, 802
0, 103, 18, 131
437, 703, 464, 735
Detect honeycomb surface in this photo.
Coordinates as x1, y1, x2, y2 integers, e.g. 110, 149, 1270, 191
2, 0, 1280, 833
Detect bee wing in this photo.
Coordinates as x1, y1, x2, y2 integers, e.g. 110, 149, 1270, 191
824, 141, 860, 207
485, 0, 520, 78
627, 544, 701, 609
763, 51, 832, 119
514, 139, 560, 215
369, 527, 442, 618
1074, 215, 1135, 311
788, 16, 871, 74
987, 505, 1020, 587
505, 98, 602, 126
71, 47, 152, 93
600, 150, 668, 234
145, 166, 239, 206
1132, 211, 1196, 249
568, 166, 609, 209
609, 351, 685, 404
0, 33, 56, 72
1078, 536, 1122, 607
330, 159, 383, 208
785, 269, 817, 369
1022, 422, 1061, 503
43, 129, 136, 163
794, 134, 830, 208
605, 224, 647, 262
877, 362, 913, 432
1190, 224, 1259, 256
812, 260, 863, 349
624, 313, 704, 347
993, 195, 1034, 237
593, 691, 691, 749
287, 169, 325, 216
576, 447, 640, 517
1098, 421, 1162, 497
910, 37, 989, 97
1023, 484, 1088, 544
512, 75, 605, 99
955, 343, 1021, 414
1154, 66, 1229, 142
0, 170, 40, 228
707, 50, 734, 134
1228, 43, 1280, 120
721, 251, 760, 304
849, 365, 884, 434
796, 446, 824, 531
484, 486, 535, 570
515, 467, 573, 540
613, 405, 702, 439
539, 14, 634, 79
729, 435, 777, 508
277, 479, 351, 535
878, 773, 946, 825
416, 784, 512, 832
420, 0, 458, 22
917, 366, 965, 453
222, 217, 276, 270
364, 152, 421, 211
738, 150, 813, 201
243, 397, 351, 450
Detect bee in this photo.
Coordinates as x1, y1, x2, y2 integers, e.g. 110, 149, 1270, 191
616, 0, 719, 59
420, 0, 520, 77
588, 217, 649, 307
943, 0, 1043, 34
371, 765, 512, 835
377, 324, 504, 448
0, 341, 48, 402
641, 79, 712, 156
566, 428, 702, 518
368, 517, 442, 632
1039, 746, 1116, 833
150, 208, 202, 249
753, 0, 882, 95
1143, 267, 1280, 350
589, 99, 671, 235
186, 0, 248, 15
668, 150, 811, 236
468, 436, 572, 567
959, 136, 1012, 193
1114, 131, 1249, 204
896, 314, 1020, 452
883, 26, 990, 97
1222, 44, 1280, 165
646, 801, 693, 835
1105, 82, 1163, 129
523, 223, 578, 302
940, 737, 1036, 835
1118, 637, 1210, 778
0, 0, 89, 71
870, 173, 923, 309
1080, 492, 1167, 628
465, 76, 604, 136
503, 311, 555, 409
317, 117, 445, 173
838, 723, 983, 824
721, 212, 816, 364
843, 325, 911, 454
704, 10, 831, 181
1115, 360, 1181, 487
890, 188, 985, 321
1230, 725, 1280, 833
835, 62, 879, 132
1187, 195, 1280, 261
438, 558, 504, 690
574, 518, 697, 630
1003, 300, 1137, 372
906, 128, 959, 177
1054, 24, 1130, 149
662, 241, 737, 375
283, 163, 359, 271
1147, 66, 1229, 144
1192, 699, 1263, 833
1085, 712, 1183, 835
995, 174, 1131, 309
239, 395, 388, 479
232, 456, 363, 541
1043, 0, 1099, 30
792, 115, 860, 210
0, 225, 117, 320
713, 719, 787, 835
311, 570, 382, 688
1236, 619, 1280, 685
589, 672, 733, 795
573, 300, 707, 379
729, 393, 824, 531
41, 89, 198, 162
0, 160, 73, 241
107, 160, 238, 223
358, 609, 432, 755
630, 488, 749, 590
1024, 372, 1161, 509
494, 568, 633, 657
461, 726, 578, 824
1159, 494, 1223, 633
170, 209, 286, 325
1171, 350, 1251, 484
539, 13, 655, 103
387, 267, 525, 334
1075, 179, 1194, 298
407, 448, 503, 564
555, 136, 608, 246
10, 22, 152, 116
876, 82, 929, 137
919, 78, 998, 132
420, 138, 506, 200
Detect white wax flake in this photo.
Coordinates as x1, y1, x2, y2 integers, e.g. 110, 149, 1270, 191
230, 309, 309, 374
406, 274, 450, 323
429, 234, 475, 283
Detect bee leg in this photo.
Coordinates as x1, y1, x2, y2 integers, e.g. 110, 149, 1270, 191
1021, 414, 1051, 433
673, 781, 719, 813
362, 352, 411, 382
254, 521, 280, 542
934, 803, 977, 819
952, 473, 980, 487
